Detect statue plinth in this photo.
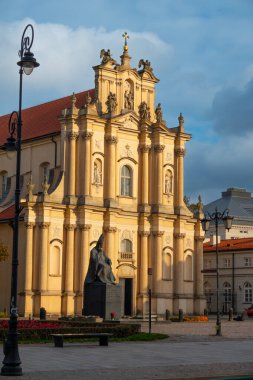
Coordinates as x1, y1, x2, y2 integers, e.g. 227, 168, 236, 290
83, 282, 123, 320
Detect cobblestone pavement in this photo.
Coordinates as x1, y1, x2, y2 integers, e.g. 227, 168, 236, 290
1, 320, 253, 379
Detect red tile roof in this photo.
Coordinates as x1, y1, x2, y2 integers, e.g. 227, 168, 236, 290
204, 237, 253, 252
0, 205, 15, 222
0, 89, 95, 145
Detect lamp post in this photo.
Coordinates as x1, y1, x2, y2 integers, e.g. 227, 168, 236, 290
201, 208, 233, 336
1, 24, 39, 377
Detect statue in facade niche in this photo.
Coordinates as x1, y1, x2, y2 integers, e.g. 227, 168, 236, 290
100, 49, 115, 65
124, 90, 134, 110
85, 234, 116, 284
165, 171, 173, 194
106, 92, 117, 113
155, 103, 163, 123
138, 101, 151, 121
93, 162, 102, 184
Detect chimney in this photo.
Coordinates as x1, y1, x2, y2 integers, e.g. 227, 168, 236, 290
210, 234, 221, 246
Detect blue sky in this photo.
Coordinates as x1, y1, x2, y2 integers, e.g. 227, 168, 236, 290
1, 0, 253, 203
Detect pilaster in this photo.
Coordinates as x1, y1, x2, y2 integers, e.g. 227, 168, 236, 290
104, 134, 118, 207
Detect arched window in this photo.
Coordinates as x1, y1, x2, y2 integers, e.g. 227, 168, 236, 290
49, 245, 61, 276
120, 165, 132, 196
0, 171, 8, 198
184, 254, 193, 281
223, 282, 232, 303
121, 239, 132, 252
244, 282, 252, 303
162, 249, 172, 280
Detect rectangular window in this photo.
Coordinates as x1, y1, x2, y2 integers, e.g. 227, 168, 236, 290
245, 289, 252, 303
224, 258, 231, 268
244, 257, 252, 267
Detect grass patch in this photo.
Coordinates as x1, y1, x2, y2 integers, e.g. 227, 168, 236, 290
0, 332, 168, 345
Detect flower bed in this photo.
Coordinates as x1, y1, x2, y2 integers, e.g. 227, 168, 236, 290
170, 315, 209, 322
0, 320, 62, 329
183, 316, 209, 322
0, 321, 141, 341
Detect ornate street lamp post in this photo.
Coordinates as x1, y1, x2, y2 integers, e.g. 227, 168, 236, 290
201, 208, 233, 336
1, 24, 39, 376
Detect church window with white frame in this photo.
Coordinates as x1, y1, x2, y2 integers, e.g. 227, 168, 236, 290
120, 165, 132, 196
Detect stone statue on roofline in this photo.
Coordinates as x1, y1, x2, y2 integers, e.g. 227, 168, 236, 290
155, 103, 163, 124
100, 49, 116, 65
85, 234, 116, 285
138, 101, 151, 121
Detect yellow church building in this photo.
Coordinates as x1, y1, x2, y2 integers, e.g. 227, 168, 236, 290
0, 36, 205, 318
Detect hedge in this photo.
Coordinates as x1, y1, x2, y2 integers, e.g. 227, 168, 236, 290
0, 323, 141, 341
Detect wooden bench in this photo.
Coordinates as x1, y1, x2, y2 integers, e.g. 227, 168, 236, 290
51, 333, 113, 347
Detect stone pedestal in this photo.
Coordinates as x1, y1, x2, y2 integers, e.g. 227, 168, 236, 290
83, 282, 122, 320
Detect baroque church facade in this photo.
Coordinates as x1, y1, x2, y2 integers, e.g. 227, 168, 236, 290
0, 37, 205, 317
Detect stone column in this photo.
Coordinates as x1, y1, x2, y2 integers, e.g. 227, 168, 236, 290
64, 224, 76, 292
140, 145, 151, 205
154, 144, 165, 205
67, 132, 78, 195
175, 147, 185, 208
195, 236, 205, 296
24, 222, 35, 292
79, 224, 91, 291
104, 226, 117, 273
139, 231, 150, 294
174, 232, 185, 295
39, 222, 50, 292
105, 136, 118, 201
153, 231, 164, 293
82, 132, 93, 197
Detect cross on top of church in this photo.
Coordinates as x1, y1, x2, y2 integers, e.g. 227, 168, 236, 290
122, 32, 129, 51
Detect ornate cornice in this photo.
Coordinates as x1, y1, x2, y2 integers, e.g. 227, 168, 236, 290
79, 224, 92, 231
82, 131, 93, 140
174, 233, 186, 239
105, 135, 118, 145
175, 147, 185, 157
68, 131, 79, 141
154, 144, 165, 153
104, 226, 117, 233
25, 222, 35, 229
38, 222, 50, 229
139, 144, 151, 153
64, 224, 76, 231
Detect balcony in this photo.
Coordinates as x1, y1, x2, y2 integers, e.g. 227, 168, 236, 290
118, 251, 133, 261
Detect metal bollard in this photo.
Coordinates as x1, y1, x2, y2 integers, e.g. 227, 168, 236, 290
39, 307, 46, 321
228, 308, 233, 321
178, 309, 184, 322
165, 309, 170, 321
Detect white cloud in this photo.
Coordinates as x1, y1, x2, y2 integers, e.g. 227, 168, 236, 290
0, 19, 172, 114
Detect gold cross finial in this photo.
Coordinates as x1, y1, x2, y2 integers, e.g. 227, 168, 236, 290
122, 32, 129, 51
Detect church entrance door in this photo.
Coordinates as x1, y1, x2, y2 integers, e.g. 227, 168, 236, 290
120, 278, 133, 316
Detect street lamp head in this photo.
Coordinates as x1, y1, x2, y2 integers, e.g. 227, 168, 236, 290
223, 214, 233, 231
17, 51, 39, 75
17, 24, 40, 75
201, 216, 210, 232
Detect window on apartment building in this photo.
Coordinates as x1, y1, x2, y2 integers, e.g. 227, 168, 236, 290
0, 171, 8, 198
223, 258, 231, 268
244, 282, 252, 303
204, 259, 212, 269
244, 257, 252, 267
223, 282, 232, 303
